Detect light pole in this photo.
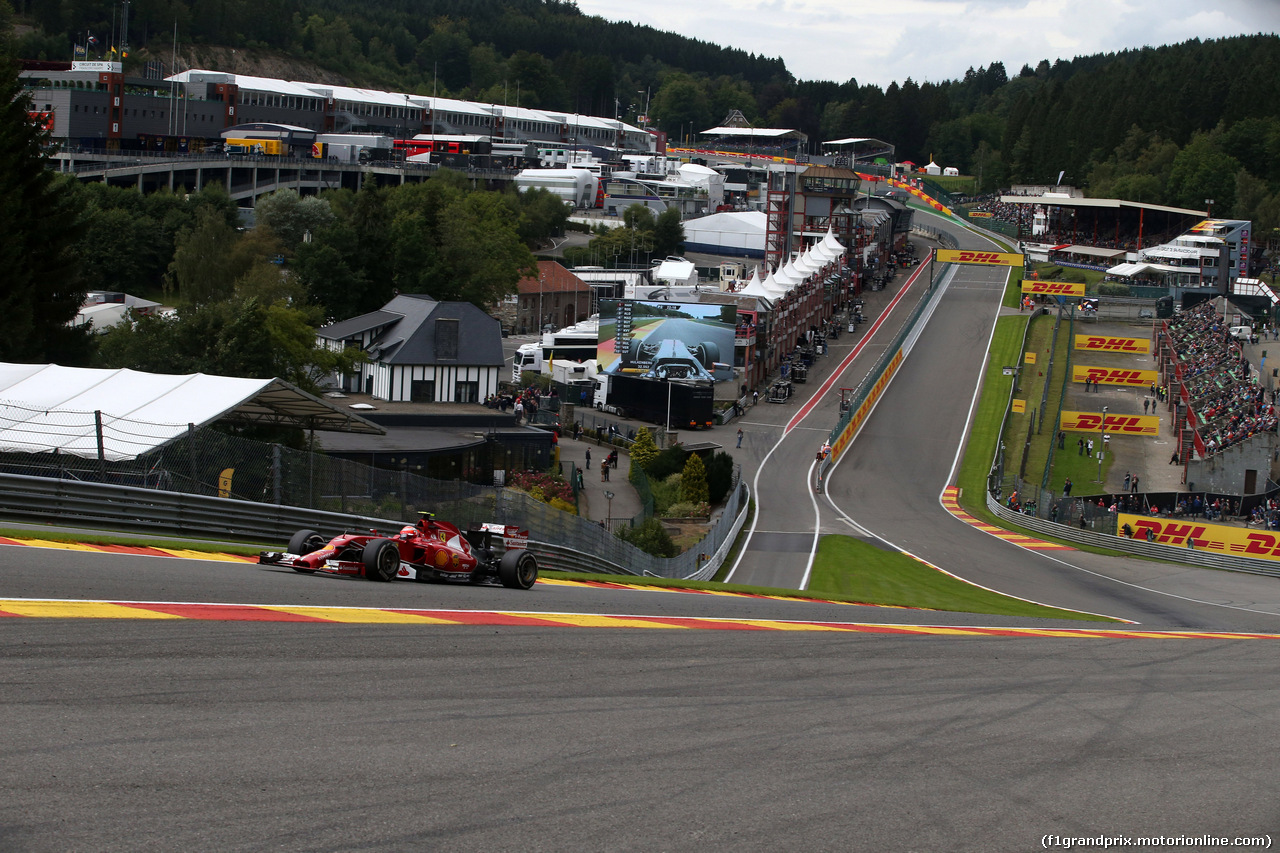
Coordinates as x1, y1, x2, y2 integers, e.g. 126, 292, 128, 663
1205, 198, 1214, 218
604, 489, 614, 531
666, 378, 674, 434
1098, 405, 1107, 484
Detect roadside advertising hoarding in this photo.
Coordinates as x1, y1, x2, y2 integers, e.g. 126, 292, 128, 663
1071, 366, 1160, 386
1060, 411, 1160, 436
1073, 335, 1151, 354
1118, 514, 1280, 560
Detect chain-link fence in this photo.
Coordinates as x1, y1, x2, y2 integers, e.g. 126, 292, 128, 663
0, 403, 748, 578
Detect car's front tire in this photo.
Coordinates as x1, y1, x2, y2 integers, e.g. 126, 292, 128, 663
362, 539, 400, 582
287, 529, 325, 573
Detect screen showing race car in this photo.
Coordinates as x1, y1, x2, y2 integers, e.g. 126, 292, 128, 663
597, 299, 737, 383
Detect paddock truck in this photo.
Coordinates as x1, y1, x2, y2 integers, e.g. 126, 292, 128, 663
259, 513, 538, 589
596, 373, 715, 428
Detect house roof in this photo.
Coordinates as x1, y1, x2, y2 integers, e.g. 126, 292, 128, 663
321, 295, 504, 368
517, 261, 591, 295
318, 310, 402, 341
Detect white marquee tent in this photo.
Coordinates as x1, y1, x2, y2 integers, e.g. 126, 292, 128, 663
0, 363, 383, 461
682, 210, 766, 258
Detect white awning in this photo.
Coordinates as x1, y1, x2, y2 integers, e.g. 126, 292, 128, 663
0, 363, 383, 461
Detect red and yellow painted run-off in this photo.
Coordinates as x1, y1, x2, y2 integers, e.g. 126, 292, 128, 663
0, 535, 259, 562
1, 597, 1277, 638
0, 536, 894, 606
941, 487, 1073, 551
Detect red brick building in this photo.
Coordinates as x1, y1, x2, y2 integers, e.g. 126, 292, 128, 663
511, 261, 593, 334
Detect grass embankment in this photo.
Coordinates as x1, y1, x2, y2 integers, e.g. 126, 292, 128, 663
806, 536, 1111, 621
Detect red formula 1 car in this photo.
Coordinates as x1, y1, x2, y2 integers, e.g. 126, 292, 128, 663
258, 514, 538, 589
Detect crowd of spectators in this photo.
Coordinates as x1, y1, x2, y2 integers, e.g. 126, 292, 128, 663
1166, 301, 1278, 456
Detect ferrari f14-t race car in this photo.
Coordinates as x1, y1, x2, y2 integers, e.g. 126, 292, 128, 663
259, 514, 538, 589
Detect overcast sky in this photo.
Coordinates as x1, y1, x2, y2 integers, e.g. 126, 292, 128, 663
574, 0, 1280, 89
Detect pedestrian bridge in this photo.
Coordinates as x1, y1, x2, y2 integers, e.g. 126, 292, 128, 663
52, 150, 515, 205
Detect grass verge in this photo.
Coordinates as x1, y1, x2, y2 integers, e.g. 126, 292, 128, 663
806, 535, 1113, 621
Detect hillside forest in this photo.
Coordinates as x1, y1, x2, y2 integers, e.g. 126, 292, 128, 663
14, 2, 1280, 226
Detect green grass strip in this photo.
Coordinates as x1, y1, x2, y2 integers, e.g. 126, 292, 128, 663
807, 535, 1113, 621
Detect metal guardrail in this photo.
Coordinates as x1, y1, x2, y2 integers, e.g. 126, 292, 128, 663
985, 490, 1280, 578
0, 471, 749, 580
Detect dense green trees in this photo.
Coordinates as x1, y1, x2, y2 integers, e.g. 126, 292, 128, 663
0, 58, 91, 364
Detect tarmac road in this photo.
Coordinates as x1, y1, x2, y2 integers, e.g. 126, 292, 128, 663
726, 251, 939, 589
822, 210, 1280, 630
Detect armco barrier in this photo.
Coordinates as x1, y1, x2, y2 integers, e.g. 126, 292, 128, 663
0, 472, 748, 580
985, 490, 1280, 578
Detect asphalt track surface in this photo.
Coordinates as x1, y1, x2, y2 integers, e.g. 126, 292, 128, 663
7, 217, 1280, 849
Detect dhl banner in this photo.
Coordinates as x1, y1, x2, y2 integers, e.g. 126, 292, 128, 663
1060, 411, 1160, 436
935, 249, 1026, 267
1072, 366, 1159, 387
1012, 399, 1026, 414
969, 211, 994, 218
829, 349, 904, 463
1074, 334, 1151, 354
1119, 513, 1280, 561
1022, 279, 1085, 296
1024, 351, 1037, 364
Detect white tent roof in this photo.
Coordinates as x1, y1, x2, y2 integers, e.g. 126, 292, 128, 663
736, 266, 775, 305
0, 363, 382, 461
653, 258, 697, 284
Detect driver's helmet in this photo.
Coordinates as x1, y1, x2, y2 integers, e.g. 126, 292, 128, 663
399, 524, 417, 538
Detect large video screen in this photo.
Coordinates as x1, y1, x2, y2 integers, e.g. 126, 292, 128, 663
598, 299, 737, 383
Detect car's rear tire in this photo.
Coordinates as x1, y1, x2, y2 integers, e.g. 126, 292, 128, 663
498, 549, 538, 589
287, 528, 325, 573
362, 538, 400, 582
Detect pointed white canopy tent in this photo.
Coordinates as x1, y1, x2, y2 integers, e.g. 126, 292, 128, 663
737, 266, 776, 305
820, 228, 846, 260
762, 270, 789, 299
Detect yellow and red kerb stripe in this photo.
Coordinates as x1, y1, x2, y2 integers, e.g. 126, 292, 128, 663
940, 487, 1073, 551
1, 598, 1277, 639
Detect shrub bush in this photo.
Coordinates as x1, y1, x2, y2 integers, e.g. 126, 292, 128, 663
650, 473, 683, 514
617, 517, 678, 558
1097, 281, 1131, 296
647, 446, 689, 480
705, 451, 734, 504
665, 500, 709, 518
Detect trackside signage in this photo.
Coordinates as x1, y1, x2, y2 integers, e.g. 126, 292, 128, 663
935, 249, 1025, 267
1073, 335, 1151, 354
1022, 280, 1085, 296
829, 349, 904, 463
1071, 366, 1159, 387
1118, 513, 1280, 560
1060, 411, 1160, 435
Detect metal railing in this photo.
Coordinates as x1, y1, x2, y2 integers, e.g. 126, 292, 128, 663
985, 490, 1280, 578
0, 471, 749, 580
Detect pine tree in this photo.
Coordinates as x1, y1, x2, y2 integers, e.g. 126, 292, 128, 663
0, 60, 91, 363
629, 427, 659, 476
680, 452, 709, 505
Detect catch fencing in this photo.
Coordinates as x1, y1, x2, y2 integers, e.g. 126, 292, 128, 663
0, 406, 747, 579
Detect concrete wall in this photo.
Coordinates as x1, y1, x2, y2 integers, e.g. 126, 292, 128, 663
1186, 432, 1279, 494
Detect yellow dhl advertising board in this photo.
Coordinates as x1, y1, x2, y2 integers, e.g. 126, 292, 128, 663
1022, 279, 1086, 296
1024, 351, 1036, 364
1071, 366, 1159, 387
1060, 411, 1160, 436
1012, 399, 1026, 413
935, 249, 1026, 267
969, 211, 994, 218
1073, 334, 1151, 354
1118, 513, 1280, 561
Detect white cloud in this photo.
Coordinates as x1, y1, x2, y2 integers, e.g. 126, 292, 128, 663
574, 0, 1280, 87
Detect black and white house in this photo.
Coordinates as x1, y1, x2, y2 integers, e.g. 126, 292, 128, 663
318, 294, 504, 403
